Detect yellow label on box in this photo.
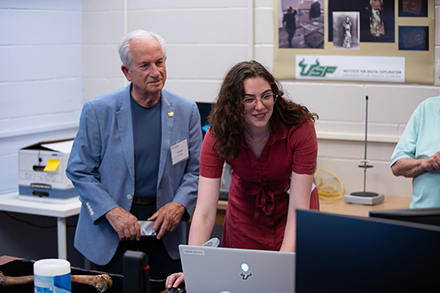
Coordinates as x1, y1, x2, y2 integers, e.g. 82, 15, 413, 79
44, 158, 60, 172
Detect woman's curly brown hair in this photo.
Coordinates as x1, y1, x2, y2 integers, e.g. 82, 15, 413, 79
208, 60, 318, 160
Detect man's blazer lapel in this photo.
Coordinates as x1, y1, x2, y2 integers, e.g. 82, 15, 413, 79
158, 90, 175, 188
116, 86, 135, 185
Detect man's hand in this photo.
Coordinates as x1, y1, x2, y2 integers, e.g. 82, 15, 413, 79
148, 202, 185, 240
423, 151, 440, 173
105, 207, 141, 241
392, 151, 440, 178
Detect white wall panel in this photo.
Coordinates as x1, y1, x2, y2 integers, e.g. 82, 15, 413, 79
81, 0, 123, 11
254, 45, 274, 69
128, 9, 249, 44
83, 12, 110, 43
284, 82, 365, 121
365, 85, 440, 124
0, 45, 80, 81
0, 80, 82, 118
256, 0, 275, 7
128, 0, 248, 9
82, 78, 126, 103
166, 44, 249, 80
254, 7, 274, 44
83, 11, 124, 44
165, 80, 222, 103
82, 45, 122, 77
108, 11, 125, 43
315, 121, 365, 136
0, 0, 80, 10
0, 10, 80, 45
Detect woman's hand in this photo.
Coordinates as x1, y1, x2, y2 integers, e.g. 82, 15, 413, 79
165, 272, 185, 289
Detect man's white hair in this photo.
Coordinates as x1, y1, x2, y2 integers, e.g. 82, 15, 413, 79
118, 30, 167, 69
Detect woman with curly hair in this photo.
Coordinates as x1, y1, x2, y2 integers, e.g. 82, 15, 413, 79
166, 60, 319, 289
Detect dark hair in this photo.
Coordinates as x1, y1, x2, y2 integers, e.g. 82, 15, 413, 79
208, 60, 318, 159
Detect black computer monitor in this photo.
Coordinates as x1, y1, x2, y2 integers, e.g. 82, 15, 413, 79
196, 102, 213, 139
196, 102, 213, 126
369, 207, 440, 227
295, 209, 440, 293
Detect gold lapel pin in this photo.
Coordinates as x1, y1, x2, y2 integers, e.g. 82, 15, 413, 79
167, 112, 174, 117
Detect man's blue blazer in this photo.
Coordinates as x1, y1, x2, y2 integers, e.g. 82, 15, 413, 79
66, 84, 202, 265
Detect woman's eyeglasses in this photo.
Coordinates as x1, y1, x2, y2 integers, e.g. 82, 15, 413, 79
242, 93, 277, 107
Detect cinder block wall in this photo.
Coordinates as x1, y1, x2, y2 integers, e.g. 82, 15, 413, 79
0, 0, 83, 265
0, 0, 439, 265
0, 1, 82, 195
2, 1, 439, 199
82, 0, 440, 199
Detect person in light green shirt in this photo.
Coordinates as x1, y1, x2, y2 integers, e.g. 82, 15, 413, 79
390, 96, 440, 208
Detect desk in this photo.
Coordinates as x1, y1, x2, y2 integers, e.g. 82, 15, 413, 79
0, 192, 81, 259
215, 196, 412, 225
319, 196, 411, 217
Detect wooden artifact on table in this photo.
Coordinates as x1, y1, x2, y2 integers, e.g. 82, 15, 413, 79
0, 270, 113, 293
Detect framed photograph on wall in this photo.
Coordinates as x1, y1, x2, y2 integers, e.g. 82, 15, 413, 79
279, 0, 325, 49
399, 26, 429, 50
332, 12, 360, 50
399, 0, 428, 17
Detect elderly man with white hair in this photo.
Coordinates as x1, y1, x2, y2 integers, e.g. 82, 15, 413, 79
67, 30, 202, 284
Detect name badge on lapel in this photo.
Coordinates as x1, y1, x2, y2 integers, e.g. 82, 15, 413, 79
171, 139, 189, 165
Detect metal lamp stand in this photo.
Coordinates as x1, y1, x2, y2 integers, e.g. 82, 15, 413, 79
344, 96, 385, 205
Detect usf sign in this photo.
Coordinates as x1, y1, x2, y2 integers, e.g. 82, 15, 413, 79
295, 55, 405, 83
298, 58, 337, 77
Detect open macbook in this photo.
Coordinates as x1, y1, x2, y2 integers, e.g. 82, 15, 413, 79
179, 244, 295, 293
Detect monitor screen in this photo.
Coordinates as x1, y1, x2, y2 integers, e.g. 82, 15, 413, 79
196, 102, 213, 127
196, 102, 213, 139
296, 209, 440, 293
369, 207, 440, 227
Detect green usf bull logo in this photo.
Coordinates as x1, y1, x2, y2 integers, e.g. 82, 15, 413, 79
298, 58, 337, 77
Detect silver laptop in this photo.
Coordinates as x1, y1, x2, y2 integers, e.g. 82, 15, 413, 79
179, 245, 295, 293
